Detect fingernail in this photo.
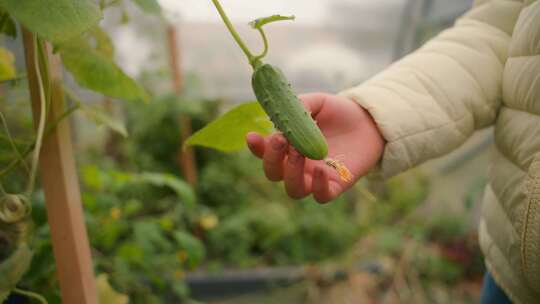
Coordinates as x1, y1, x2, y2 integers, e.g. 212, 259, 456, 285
272, 136, 286, 150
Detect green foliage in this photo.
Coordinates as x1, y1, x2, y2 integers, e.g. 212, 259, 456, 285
80, 165, 195, 208
0, 243, 32, 302
374, 227, 405, 254
413, 243, 465, 284
0, 47, 15, 81
123, 92, 220, 173
185, 102, 273, 152
0, 2, 164, 301
194, 148, 362, 268
96, 274, 129, 304
60, 39, 149, 103
137, 173, 196, 208
205, 185, 361, 267
0, 11, 16, 38
0, 0, 102, 44
19, 163, 199, 303
173, 231, 205, 269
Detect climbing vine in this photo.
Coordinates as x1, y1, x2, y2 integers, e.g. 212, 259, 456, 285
0, 0, 161, 301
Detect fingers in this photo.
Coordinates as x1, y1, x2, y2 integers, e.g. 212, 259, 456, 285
246, 132, 265, 159
263, 134, 288, 181
312, 166, 343, 204
248, 134, 343, 202
284, 147, 310, 199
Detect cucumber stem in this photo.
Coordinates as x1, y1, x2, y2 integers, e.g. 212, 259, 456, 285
210, 0, 261, 68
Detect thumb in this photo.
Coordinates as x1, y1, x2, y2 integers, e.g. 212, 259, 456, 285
298, 93, 329, 118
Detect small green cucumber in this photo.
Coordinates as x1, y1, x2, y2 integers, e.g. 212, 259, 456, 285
252, 64, 328, 160
210, 0, 328, 159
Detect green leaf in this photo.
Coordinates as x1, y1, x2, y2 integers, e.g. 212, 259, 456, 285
173, 231, 205, 268
138, 173, 195, 208
0, 47, 15, 81
0, 0, 102, 44
249, 15, 295, 29
132, 0, 161, 15
90, 27, 114, 59
96, 274, 129, 304
185, 101, 273, 152
0, 11, 16, 38
60, 42, 149, 103
81, 165, 195, 208
117, 242, 144, 265
80, 105, 128, 137
0, 243, 32, 300
134, 221, 171, 253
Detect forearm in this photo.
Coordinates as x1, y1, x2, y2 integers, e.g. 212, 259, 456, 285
340, 1, 520, 177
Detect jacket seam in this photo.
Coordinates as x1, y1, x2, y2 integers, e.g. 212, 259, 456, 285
488, 182, 523, 241
418, 49, 499, 121
524, 67, 540, 111
493, 107, 540, 170
493, 139, 527, 172
410, 67, 467, 133
357, 82, 472, 143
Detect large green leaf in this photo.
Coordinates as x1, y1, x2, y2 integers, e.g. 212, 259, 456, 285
185, 101, 273, 152
61, 42, 149, 103
0, 0, 102, 44
0, 47, 15, 81
132, 0, 161, 15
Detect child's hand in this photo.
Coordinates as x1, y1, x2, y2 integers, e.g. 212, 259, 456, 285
246, 93, 385, 203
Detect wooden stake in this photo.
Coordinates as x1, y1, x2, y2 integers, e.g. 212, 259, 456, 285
167, 24, 198, 186
22, 29, 97, 304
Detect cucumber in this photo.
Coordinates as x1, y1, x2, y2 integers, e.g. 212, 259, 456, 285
210, 0, 329, 160
252, 64, 328, 160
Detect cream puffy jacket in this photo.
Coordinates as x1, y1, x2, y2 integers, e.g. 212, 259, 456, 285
341, 0, 540, 303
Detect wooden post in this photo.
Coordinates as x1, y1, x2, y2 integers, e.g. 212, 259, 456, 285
167, 24, 197, 186
22, 30, 97, 304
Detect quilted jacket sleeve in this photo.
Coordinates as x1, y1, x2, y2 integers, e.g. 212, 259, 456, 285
340, 0, 523, 178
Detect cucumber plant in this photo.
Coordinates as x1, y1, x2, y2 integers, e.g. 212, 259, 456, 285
210, 0, 328, 160
0, 34, 50, 304
186, 1, 353, 182
0, 0, 157, 301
